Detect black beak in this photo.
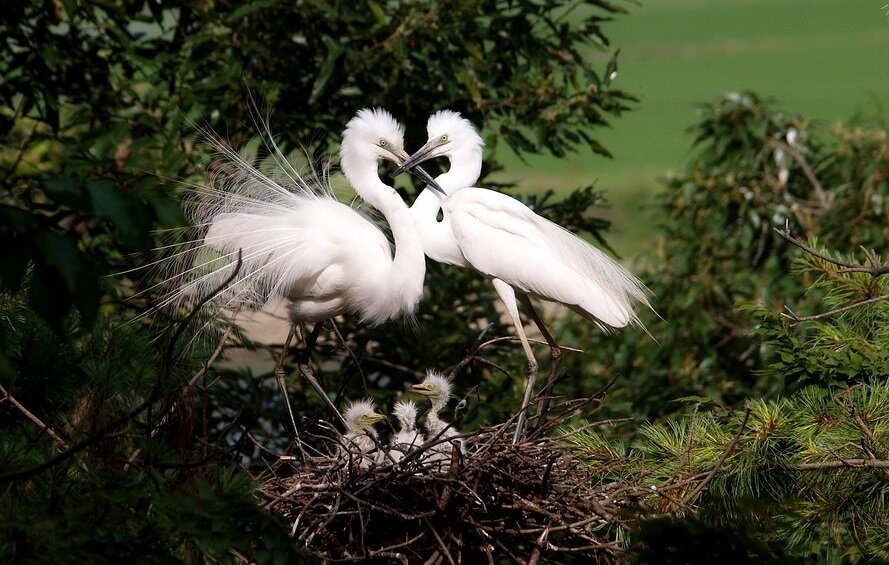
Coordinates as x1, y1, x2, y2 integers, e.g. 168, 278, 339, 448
407, 165, 446, 196
392, 138, 443, 177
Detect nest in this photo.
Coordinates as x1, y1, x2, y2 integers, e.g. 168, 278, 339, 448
259, 404, 640, 564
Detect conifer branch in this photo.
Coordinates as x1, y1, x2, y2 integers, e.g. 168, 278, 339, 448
775, 221, 889, 277
837, 390, 886, 458
782, 294, 889, 324
684, 407, 751, 503
0, 253, 245, 484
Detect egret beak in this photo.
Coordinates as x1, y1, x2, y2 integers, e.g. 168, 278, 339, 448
368, 412, 386, 424
410, 165, 447, 196
410, 384, 434, 397
391, 137, 448, 176
384, 145, 446, 195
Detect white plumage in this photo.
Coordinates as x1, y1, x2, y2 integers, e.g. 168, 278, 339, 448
341, 399, 386, 469
411, 371, 462, 470
389, 400, 424, 463
398, 110, 652, 441
151, 107, 436, 327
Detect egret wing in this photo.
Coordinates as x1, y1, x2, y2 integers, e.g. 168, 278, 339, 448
447, 188, 648, 329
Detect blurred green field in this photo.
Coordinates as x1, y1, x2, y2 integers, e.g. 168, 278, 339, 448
495, 0, 889, 258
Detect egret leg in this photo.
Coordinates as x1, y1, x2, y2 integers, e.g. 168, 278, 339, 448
273, 324, 300, 438
517, 294, 563, 429
297, 322, 347, 429
492, 279, 538, 444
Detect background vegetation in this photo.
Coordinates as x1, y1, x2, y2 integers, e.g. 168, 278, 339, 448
2, 0, 888, 562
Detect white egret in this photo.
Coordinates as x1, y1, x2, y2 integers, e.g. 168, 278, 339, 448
389, 399, 424, 462
341, 399, 386, 469
411, 371, 462, 468
150, 108, 444, 433
396, 111, 652, 442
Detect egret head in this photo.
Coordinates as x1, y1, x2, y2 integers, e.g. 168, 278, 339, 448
343, 399, 386, 432
341, 108, 408, 165
393, 400, 419, 431
340, 108, 444, 193
392, 110, 484, 188
410, 371, 453, 407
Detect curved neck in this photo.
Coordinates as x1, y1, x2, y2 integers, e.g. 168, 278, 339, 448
437, 148, 482, 193
343, 159, 425, 297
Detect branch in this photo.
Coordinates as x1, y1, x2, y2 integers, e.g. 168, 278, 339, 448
777, 140, 831, 211
684, 407, 751, 503
793, 459, 889, 470
774, 221, 889, 277
837, 390, 886, 459
0, 383, 68, 448
782, 294, 889, 324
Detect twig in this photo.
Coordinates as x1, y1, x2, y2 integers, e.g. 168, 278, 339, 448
776, 140, 831, 210
774, 221, 889, 277
782, 294, 889, 324
837, 391, 886, 458
684, 407, 751, 503
0, 383, 68, 448
793, 459, 889, 470
189, 323, 235, 388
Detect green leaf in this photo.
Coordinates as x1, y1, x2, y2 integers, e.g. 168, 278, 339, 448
42, 179, 87, 209
87, 180, 149, 248
309, 38, 343, 105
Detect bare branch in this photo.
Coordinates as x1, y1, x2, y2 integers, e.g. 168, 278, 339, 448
781, 294, 889, 324
793, 459, 889, 470
776, 140, 831, 211
0, 383, 68, 448
774, 221, 889, 277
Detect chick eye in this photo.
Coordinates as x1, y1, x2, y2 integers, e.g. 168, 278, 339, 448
379, 138, 388, 147
440, 135, 448, 142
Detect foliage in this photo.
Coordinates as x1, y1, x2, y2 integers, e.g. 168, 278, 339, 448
569, 241, 889, 562
569, 92, 889, 420
1, 0, 630, 561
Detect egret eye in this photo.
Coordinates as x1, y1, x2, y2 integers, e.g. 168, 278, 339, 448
440, 135, 448, 142
379, 138, 388, 147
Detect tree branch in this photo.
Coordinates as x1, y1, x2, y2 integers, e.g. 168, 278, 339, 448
0, 383, 68, 448
793, 459, 889, 470
684, 407, 751, 503
776, 140, 831, 211
774, 221, 889, 277
782, 294, 889, 324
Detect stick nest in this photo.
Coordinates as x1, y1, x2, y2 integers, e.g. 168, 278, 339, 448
258, 406, 638, 564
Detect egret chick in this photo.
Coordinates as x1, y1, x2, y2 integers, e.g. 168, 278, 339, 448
341, 399, 386, 469
396, 111, 652, 442
389, 400, 424, 463
411, 371, 462, 469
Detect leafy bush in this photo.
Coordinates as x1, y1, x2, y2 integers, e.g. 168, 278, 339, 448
571, 93, 889, 420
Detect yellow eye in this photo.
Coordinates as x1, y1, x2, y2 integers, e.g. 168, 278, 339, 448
379, 139, 387, 147
440, 135, 448, 142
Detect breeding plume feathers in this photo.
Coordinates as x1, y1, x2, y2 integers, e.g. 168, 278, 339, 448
136, 116, 394, 330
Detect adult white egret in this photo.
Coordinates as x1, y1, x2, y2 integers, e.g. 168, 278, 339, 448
341, 399, 386, 469
389, 399, 424, 462
150, 108, 444, 433
411, 371, 462, 469
395, 111, 652, 442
